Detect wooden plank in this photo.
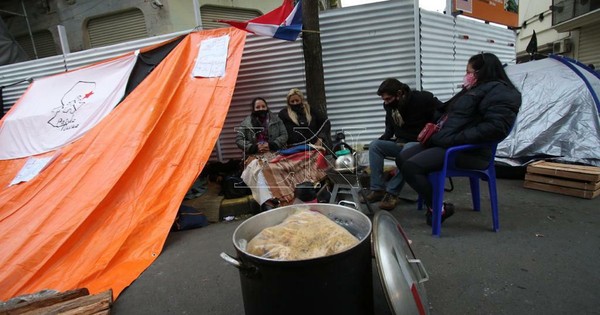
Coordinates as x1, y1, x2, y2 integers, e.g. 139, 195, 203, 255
525, 173, 600, 190
524, 180, 600, 199
0, 288, 90, 314
527, 161, 600, 180
527, 161, 600, 182
530, 161, 600, 174
21, 290, 112, 315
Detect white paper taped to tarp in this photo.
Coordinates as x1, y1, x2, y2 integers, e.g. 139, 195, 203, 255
497, 56, 600, 166
0, 53, 138, 160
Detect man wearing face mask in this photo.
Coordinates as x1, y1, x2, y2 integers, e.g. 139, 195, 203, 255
236, 97, 288, 155
362, 78, 440, 210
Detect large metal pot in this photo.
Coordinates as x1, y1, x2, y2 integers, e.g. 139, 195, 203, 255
221, 203, 373, 315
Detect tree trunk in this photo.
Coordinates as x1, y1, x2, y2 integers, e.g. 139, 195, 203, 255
301, 0, 332, 149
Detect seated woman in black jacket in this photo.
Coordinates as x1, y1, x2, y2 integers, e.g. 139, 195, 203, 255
396, 52, 521, 225
278, 88, 329, 147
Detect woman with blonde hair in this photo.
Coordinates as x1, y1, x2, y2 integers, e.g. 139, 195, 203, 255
278, 88, 329, 147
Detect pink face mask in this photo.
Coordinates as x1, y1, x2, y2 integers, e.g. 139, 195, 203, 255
463, 72, 477, 89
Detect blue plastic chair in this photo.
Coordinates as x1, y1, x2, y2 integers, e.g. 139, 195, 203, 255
418, 143, 500, 237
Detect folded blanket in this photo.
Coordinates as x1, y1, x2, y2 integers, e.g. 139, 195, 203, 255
278, 144, 313, 156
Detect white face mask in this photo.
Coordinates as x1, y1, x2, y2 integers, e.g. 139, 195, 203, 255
463, 72, 477, 89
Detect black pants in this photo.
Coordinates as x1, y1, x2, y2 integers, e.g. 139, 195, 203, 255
396, 143, 489, 209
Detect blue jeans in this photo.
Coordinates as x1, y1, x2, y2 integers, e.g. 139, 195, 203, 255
368, 140, 417, 195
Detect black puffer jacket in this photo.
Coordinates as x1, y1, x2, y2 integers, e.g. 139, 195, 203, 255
380, 90, 440, 142
278, 107, 330, 147
430, 81, 521, 149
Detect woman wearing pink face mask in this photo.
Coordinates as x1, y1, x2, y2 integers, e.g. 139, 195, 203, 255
395, 52, 521, 226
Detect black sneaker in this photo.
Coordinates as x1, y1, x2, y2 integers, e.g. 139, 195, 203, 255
426, 202, 455, 226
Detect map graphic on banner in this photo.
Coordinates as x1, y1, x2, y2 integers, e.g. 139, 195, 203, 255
47, 81, 96, 129
0, 53, 138, 160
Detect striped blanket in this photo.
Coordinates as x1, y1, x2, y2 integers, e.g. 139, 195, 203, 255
241, 149, 329, 205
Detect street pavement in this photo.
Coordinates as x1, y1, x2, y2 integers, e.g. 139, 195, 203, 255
112, 177, 600, 315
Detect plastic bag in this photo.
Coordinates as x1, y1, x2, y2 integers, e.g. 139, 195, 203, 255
246, 209, 359, 260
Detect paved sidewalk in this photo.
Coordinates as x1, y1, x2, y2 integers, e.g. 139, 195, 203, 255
113, 177, 600, 315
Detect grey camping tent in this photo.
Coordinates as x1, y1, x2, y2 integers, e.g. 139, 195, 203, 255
497, 55, 600, 167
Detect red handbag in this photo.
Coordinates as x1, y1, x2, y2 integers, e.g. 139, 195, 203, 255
417, 114, 448, 145
417, 123, 440, 144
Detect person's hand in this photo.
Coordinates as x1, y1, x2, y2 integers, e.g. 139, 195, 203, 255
258, 143, 270, 153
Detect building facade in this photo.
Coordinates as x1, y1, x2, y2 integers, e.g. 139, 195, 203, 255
515, 0, 600, 67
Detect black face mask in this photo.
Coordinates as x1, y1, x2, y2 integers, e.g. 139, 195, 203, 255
384, 99, 399, 108
253, 110, 268, 118
290, 105, 304, 114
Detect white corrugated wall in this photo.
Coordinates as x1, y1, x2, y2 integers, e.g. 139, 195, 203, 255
420, 10, 517, 102
320, 0, 418, 150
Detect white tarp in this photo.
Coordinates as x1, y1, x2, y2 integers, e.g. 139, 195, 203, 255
497, 56, 600, 166
0, 53, 137, 160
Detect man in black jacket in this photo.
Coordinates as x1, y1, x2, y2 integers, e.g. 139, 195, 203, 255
363, 78, 440, 210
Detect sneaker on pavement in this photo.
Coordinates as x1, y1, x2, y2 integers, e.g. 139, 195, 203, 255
359, 190, 386, 203
379, 193, 399, 211
426, 202, 455, 226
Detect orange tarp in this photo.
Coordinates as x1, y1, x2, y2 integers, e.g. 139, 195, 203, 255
0, 28, 246, 300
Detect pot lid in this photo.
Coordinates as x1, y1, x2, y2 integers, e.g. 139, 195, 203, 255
373, 211, 430, 315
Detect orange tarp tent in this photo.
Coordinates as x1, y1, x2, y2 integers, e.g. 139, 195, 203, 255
0, 28, 246, 300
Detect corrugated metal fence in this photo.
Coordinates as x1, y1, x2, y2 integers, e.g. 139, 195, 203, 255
0, 0, 516, 162
420, 10, 517, 101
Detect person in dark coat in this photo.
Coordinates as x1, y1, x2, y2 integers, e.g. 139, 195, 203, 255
363, 78, 440, 210
396, 52, 522, 225
235, 97, 287, 155
278, 88, 329, 147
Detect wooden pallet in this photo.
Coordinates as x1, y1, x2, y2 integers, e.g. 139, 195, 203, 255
524, 161, 600, 199
0, 288, 112, 315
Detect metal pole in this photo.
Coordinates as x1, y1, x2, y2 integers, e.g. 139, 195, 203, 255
193, 0, 203, 29
57, 25, 70, 71
57, 25, 70, 55
21, 0, 38, 59
413, 0, 421, 90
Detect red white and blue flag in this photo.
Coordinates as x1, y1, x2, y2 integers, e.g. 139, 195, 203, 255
218, 0, 302, 41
